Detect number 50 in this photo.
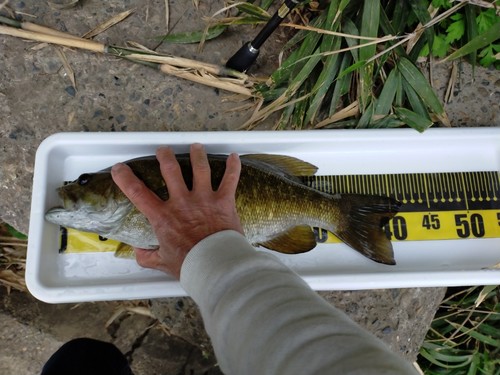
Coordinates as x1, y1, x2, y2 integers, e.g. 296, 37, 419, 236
455, 213, 485, 238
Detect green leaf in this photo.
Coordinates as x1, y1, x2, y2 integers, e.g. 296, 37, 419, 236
260, 0, 274, 11
374, 68, 399, 116
359, 0, 380, 111
409, 0, 435, 55
449, 322, 500, 347
357, 100, 375, 128
445, 13, 465, 44
478, 43, 500, 67
337, 60, 366, 80
398, 57, 450, 126
476, 8, 499, 35
395, 107, 433, 132
420, 346, 474, 369
432, 33, 450, 58
283, 48, 323, 100
464, 5, 479, 66
156, 24, 226, 44
235, 3, 271, 20
342, 19, 360, 62
305, 38, 342, 124
475, 285, 498, 307
6, 224, 28, 240
402, 78, 429, 118
443, 21, 500, 63
329, 53, 352, 116
431, 0, 453, 9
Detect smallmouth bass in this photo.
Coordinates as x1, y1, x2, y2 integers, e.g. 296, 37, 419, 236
45, 153, 401, 264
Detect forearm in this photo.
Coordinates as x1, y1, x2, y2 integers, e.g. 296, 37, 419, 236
180, 230, 417, 375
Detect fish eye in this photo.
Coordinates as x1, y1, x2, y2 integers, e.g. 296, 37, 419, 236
77, 173, 91, 186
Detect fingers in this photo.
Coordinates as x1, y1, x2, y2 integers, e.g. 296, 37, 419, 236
135, 248, 179, 279
190, 143, 212, 191
156, 147, 189, 197
219, 153, 241, 197
111, 163, 163, 219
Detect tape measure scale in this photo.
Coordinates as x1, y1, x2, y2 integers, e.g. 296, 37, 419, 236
304, 171, 500, 243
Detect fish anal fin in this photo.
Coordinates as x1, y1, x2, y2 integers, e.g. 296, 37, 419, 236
242, 154, 318, 176
334, 195, 400, 265
114, 243, 136, 259
258, 225, 317, 254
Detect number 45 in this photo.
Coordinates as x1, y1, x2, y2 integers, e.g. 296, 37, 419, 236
422, 214, 440, 230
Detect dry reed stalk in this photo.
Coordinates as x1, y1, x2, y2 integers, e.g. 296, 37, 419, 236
0, 25, 106, 52
124, 52, 247, 79
159, 64, 255, 96
82, 8, 135, 39
55, 46, 77, 87
314, 101, 360, 128
21, 21, 84, 40
281, 22, 391, 40
0, 18, 256, 96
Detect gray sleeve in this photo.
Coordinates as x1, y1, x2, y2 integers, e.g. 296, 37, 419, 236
180, 230, 418, 375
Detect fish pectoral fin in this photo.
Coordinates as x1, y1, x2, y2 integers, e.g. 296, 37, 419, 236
258, 225, 317, 254
242, 154, 318, 176
114, 243, 136, 259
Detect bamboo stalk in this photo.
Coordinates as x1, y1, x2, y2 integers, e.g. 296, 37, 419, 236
0, 25, 106, 52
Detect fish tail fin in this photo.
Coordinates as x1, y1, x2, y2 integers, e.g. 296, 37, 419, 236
332, 194, 401, 265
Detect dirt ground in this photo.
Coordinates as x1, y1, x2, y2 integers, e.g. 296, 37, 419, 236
0, 1, 499, 374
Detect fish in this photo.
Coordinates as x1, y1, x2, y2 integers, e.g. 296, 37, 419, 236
45, 153, 401, 265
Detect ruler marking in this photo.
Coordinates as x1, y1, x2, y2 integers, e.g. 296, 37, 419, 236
422, 174, 431, 209
460, 172, 470, 211
451, 173, 461, 203
481, 172, 489, 202
408, 174, 415, 204
489, 172, 498, 201
401, 174, 408, 204
445, 173, 453, 203
437, 173, 445, 203
415, 175, 423, 204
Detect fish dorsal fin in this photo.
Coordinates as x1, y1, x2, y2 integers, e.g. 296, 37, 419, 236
258, 225, 317, 254
242, 154, 318, 176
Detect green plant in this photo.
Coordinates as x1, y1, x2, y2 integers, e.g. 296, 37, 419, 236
424, 0, 500, 68
243, 0, 456, 130
418, 285, 500, 375
161, 1, 498, 130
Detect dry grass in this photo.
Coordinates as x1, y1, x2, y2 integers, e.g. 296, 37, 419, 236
0, 222, 27, 293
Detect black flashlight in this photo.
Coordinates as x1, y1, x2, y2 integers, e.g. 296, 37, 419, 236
226, 0, 303, 72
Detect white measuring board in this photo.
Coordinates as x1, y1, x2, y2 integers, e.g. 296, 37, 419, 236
26, 128, 500, 303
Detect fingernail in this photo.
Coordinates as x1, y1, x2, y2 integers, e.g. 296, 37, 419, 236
111, 163, 125, 173
191, 143, 203, 150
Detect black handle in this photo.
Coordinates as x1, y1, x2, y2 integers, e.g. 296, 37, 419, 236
226, 0, 303, 72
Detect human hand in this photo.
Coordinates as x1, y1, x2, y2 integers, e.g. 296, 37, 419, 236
111, 143, 243, 279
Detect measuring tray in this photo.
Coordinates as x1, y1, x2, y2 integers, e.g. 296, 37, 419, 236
26, 128, 500, 303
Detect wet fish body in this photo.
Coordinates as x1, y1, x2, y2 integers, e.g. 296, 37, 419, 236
45, 154, 401, 264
